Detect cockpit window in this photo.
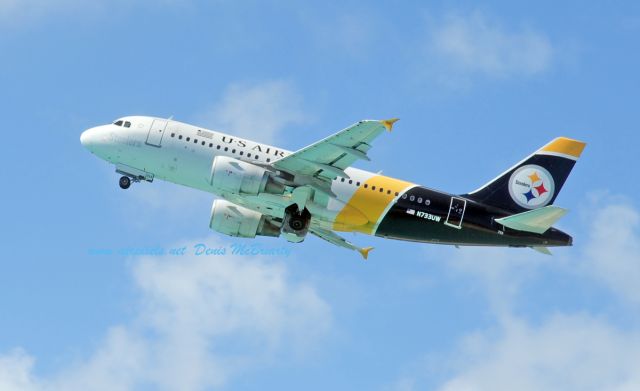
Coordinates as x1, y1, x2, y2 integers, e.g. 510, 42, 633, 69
124, 121, 131, 128
114, 120, 123, 126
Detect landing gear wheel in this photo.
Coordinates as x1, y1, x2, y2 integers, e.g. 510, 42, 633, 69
289, 216, 306, 231
119, 176, 131, 189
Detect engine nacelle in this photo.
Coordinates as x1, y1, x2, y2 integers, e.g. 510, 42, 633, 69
209, 199, 281, 238
210, 156, 284, 196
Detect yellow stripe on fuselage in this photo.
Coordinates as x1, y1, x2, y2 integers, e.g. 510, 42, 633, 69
334, 175, 414, 234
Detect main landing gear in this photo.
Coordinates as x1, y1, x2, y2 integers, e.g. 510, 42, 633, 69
282, 205, 311, 243
288, 214, 307, 231
119, 176, 131, 189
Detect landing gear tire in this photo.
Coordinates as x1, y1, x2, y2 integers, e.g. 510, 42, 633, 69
282, 205, 311, 240
289, 216, 306, 231
119, 176, 131, 189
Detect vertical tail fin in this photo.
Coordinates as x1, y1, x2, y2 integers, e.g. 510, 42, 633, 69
463, 137, 586, 213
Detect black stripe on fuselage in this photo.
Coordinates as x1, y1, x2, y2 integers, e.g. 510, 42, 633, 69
375, 186, 572, 247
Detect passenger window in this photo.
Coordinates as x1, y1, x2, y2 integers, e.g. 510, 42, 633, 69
402, 193, 407, 199
224, 147, 228, 151
201, 141, 205, 146
356, 182, 361, 186
255, 155, 259, 159
216, 145, 221, 150
186, 137, 190, 141
387, 190, 391, 195
178, 135, 183, 140
171, 133, 175, 137
124, 121, 131, 128
417, 197, 423, 203
239, 151, 244, 156
364, 184, 368, 188
349, 180, 353, 184
395, 192, 399, 196
410, 195, 415, 202
247, 153, 252, 157
194, 139, 198, 144
379, 188, 384, 192
372, 186, 376, 191
425, 199, 431, 206
341, 178, 345, 182
209, 143, 213, 148
232, 149, 236, 153
267, 158, 271, 162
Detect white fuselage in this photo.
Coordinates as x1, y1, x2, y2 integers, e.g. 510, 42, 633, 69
80, 116, 393, 232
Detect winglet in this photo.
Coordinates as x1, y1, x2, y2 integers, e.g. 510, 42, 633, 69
358, 246, 374, 260
381, 118, 399, 132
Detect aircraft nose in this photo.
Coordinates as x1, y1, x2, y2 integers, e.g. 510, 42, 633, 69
80, 130, 88, 146
80, 127, 98, 150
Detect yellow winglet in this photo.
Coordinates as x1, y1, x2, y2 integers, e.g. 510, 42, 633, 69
358, 246, 374, 260
540, 137, 587, 159
381, 118, 399, 132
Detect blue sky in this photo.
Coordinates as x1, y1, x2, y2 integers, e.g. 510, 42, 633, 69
1, 1, 640, 390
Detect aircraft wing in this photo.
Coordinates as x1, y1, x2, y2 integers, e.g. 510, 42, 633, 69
271, 118, 398, 181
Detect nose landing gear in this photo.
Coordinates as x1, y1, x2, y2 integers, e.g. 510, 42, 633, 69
115, 164, 154, 190
119, 176, 131, 189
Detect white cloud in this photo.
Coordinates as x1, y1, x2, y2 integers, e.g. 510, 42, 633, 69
121, 178, 213, 231
439, 198, 640, 309
0, 0, 183, 27
302, 11, 377, 58
428, 11, 553, 79
442, 247, 546, 316
196, 80, 308, 145
0, 240, 331, 391
582, 202, 640, 305
0, 0, 102, 25
0, 349, 38, 391
400, 198, 640, 391
436, 314, 640, 391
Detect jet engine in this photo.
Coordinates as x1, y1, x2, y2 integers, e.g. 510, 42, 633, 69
209, 199, 281, 238
210, 156, 284, 196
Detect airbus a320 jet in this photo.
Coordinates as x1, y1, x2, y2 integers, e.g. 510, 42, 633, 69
81, 117, 585, 258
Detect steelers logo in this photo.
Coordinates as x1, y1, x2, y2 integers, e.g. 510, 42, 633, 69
508, 165, 555, 209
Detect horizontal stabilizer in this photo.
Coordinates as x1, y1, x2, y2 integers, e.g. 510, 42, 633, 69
495, 206, 568, 234
531, 246, 552, 255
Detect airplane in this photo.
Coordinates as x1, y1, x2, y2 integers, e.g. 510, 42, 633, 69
80, 116, 586, 259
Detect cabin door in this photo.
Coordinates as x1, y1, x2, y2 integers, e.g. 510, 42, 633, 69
146, 119, 168, 147
445, 197, 467, 229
